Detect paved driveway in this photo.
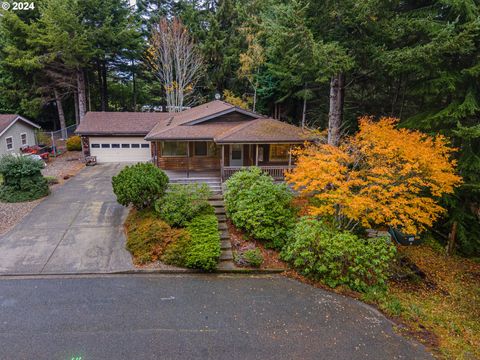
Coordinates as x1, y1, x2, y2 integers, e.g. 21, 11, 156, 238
0, 163, 133, 275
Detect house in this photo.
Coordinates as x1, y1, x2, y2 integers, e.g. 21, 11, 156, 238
76, 100, 316, 180
0, 114, 41, 157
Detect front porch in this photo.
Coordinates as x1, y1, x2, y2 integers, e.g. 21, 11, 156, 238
153, 141, 295, 182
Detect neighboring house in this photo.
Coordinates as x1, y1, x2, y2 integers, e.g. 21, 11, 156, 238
76, 100, 316, 180
0, 114, 40, 157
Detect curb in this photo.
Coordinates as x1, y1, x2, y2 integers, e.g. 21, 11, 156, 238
0, 268, 286, 278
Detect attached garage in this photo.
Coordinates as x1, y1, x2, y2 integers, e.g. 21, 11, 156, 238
75, 111, 172, 164
89, 136, 151, 163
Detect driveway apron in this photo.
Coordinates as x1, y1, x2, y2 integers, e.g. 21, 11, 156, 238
0, 163, 133, 275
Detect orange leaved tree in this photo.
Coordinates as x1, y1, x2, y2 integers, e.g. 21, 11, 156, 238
287, 117, 462, 234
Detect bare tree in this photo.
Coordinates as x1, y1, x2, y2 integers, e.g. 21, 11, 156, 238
148, 17, 204, 112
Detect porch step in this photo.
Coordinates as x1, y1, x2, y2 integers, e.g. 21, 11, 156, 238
209, 194, 224, 201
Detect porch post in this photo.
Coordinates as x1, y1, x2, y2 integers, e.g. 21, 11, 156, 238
187, 141, 190, 178
288, 144, 292, 169
221, 144, 224, 182
255, 144, 259, 166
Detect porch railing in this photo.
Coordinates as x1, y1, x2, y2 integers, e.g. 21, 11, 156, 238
222, 166, 293, 181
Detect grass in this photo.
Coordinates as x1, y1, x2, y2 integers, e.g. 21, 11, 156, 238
363, 244, 480, 359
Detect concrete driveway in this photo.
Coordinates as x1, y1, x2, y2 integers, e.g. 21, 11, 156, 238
0, 163, 134, 275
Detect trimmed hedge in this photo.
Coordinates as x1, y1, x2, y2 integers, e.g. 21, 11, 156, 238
281, 217, 397, 292
112, 163, 168, 209
224, 167, 296, 249
66, 135, 82, 151
163, 212, 221, 271
0, 155, 49, 202
155, 183, 212, 227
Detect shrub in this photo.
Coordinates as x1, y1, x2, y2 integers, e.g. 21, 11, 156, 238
224, 167, 296, 249
282, 217, 397, 292
235, 248, 264, 267
163, 212, 221, 271
155, 183, 212, 227
112, 163, 168, 209
0, 155, 49, 202
66, 135, 82, 151
125, 209, 188, 264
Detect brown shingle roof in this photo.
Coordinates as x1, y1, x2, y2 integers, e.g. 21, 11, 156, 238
75, 112, 171, 136
145, 122, 246, 141
215, 118, 316, 143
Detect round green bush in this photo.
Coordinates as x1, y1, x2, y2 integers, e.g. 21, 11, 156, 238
66, 135, 82, 151
224, 167, 296, 249
0, 155, 49, 202
281, 217, 397, 292
112, 163, 168, 209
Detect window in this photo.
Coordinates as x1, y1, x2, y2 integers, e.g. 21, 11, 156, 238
111, 144, 120, 148
161, 141, 187, 157
269, 144, 290, 162
5, 137, 13, 151
91, 144, 100, 148
194, 142, 216, 156
131, 144, 140, 148
20, 133, 27, 146
141, 144, 150, 148
121, 144, 130, 148
101, 144, 110, 148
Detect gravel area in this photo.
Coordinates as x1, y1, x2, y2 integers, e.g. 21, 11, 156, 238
0, 151, 85, 236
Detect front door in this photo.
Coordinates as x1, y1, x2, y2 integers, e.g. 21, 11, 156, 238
230, 144, 243, 166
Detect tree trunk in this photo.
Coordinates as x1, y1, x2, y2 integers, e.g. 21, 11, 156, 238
132, 59, 137, 111
301, 83, 307, 129
328, 73, 345, 146
101, 60, 108, 111
54, 88, 67, 139
97, 60, 104, 110
77, 69, 87, 122
446, 221, 458, 256
253, 87, 257, 112
74, 91, 80, 126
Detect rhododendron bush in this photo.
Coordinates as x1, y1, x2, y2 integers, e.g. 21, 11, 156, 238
287, 117, 462, 234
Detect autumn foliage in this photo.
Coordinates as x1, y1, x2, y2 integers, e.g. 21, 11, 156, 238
287, 117, 462, 234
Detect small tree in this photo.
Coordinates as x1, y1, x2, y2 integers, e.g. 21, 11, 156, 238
147, 17, 203, 111
287, 117, 462, 234
112, 163, 168, 209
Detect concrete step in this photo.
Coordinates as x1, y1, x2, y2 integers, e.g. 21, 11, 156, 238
209, 194, 224, 200
209, 200, 225, 207
220, 251, 234, 261
216, 214, 226, 222
220, 231, 229, 240
214, 207, 226, 215
217, 261, 238, 271
218, 222, 227, 231
221, 240, 231, 250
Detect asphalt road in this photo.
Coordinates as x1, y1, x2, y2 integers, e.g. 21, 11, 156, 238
0, 274, 433, 360
0, 163, 133, 275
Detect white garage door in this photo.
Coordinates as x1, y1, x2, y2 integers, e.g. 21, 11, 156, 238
89, 137, 151, 163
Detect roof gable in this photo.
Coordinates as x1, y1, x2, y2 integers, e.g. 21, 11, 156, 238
0, 114, 40, 137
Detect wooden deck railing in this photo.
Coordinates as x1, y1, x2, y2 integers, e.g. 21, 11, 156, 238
222, 166, 293, 181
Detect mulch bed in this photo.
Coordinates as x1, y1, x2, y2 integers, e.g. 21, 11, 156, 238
227, 220, 287, 270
